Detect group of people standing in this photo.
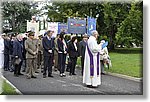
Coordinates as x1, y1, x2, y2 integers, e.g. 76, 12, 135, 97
0, 30, 110, 88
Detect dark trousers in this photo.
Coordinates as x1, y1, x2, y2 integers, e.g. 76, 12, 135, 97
81, 56, 85, 75
9, 55, 14, 71
37, 52, 42, 69
70, 57, 77, 74
43, 56, 53, 76
66, 57, 71, 72
100, 60, 104, 73
4, 54, 9, 70
58, 53, 66, 74
14, 61, 22, 75
22, 59, 27, 71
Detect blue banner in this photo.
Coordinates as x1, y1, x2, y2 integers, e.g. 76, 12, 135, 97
87, 17, 97, 36
102, 41, 108, 49
58, 23, 68, 34
67, 18, 86, 34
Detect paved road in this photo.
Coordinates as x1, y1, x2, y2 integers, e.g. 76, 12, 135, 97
3, 68, 142, 95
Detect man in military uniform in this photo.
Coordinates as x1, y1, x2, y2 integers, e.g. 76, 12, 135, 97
25, 32, 38, 79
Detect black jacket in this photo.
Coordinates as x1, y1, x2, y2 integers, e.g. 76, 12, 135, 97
79, 40, 87, 58
57, 38, 67, 54
68, 42, 79, 58
42, 36, 55, 57
13, 40, 23, 60
4, 39, 10, 55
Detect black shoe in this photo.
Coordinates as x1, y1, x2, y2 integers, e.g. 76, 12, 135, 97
54, 68, 58, 71
31, 76, 37, 78
66, 70, 70, 72
101, 72, 106, 75
4, 69, 8, 71
48, 75, 54, 77
41, 70, 43, 73
26, 76, 31, 79
72, 73, 76, 75
22, 70, 25, 72
69, 73, 72, 76
18, 73, 24, 75
14, 74, 19, 77
43, 75, 46, 78
87, 85, 98, 88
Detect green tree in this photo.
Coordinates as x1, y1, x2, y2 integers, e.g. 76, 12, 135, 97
2, 2, 38, 33
45, 1, 143, 49
102, 2, 131, 49
116, 1, 143, 47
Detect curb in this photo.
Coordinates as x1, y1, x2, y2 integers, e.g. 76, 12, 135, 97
76, 65, 142, 82
105, 72, 142, 82
1, 76, 22, 95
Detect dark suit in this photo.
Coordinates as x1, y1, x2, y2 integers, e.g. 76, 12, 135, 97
42, 36, 55, 76
57, 39, 67, 74
13, 39, 23, 75
79, 40, 87, 75
68, 42, 79, 75
4, 39, 10, 71
9, 40, 15, 71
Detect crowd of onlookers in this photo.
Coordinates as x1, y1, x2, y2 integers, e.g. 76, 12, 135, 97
0, 30, 110, 79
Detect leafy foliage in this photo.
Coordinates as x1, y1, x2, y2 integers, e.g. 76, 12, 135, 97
2, 1, 143, 49
2, 1, 39, 33
116, 2, 143, 47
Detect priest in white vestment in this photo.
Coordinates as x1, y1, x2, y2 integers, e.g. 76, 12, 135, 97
83, 30, 102, 87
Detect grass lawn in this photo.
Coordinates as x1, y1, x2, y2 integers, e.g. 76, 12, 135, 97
77, 48, 143, 78
0, 79, 19, 95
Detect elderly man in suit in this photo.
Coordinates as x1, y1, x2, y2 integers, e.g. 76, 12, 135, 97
42, 30, 55, 78
3, 34, 10, 71
25, 32, 38, 79
79, 34, 89, 75
13, 34, 24, 77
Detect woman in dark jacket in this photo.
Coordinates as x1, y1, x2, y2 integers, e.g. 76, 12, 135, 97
57, 33, 67, 77
68, 36, 78, 75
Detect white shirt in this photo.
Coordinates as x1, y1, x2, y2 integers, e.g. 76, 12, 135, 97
0, 37, 4, 54
74, 42, 77, 51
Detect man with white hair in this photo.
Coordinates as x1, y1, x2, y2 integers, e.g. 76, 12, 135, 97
83, 30, 102, 88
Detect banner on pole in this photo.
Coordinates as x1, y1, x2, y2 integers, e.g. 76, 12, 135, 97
68, 18, 86, 34
87, 17, 97, 35
27, 20, 39, 38
47, 22, 58, 38
58, 23, 68, 34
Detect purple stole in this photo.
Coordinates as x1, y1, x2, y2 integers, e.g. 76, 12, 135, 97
87, 45, 100, 78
